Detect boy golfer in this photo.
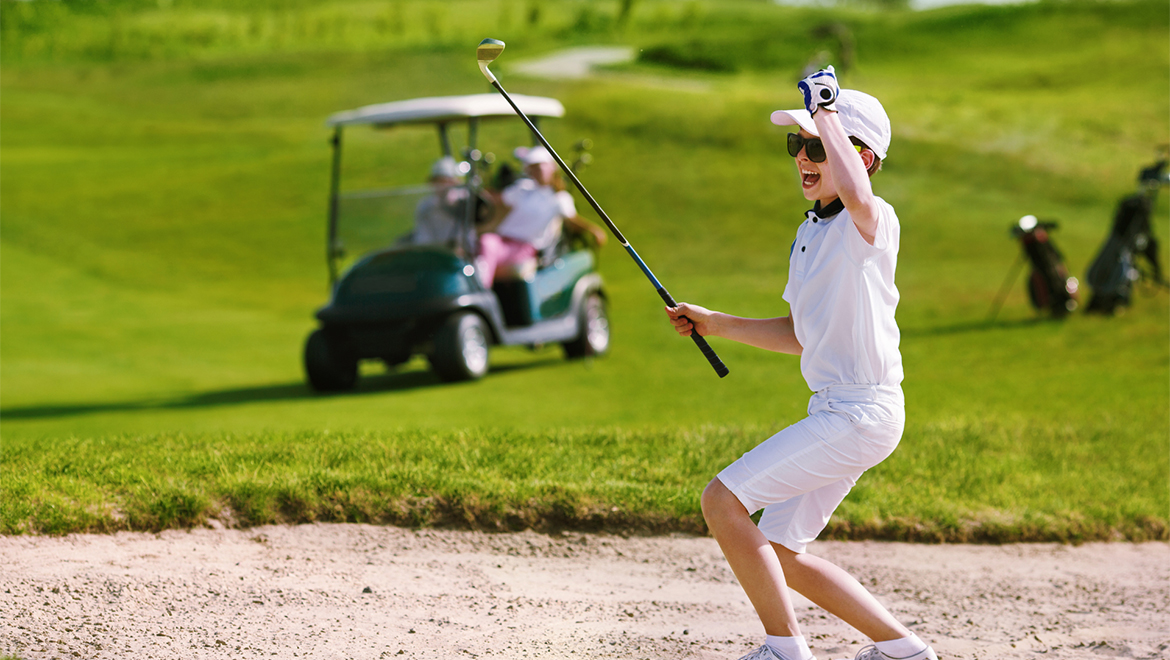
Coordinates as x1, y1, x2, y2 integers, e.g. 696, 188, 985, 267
665, 67, 938, 660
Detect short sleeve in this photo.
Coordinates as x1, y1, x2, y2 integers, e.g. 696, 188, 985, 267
782, 237, 802, 305
782, 277, 799, 306
844, 199, 898, 264
556, 190, 577, 218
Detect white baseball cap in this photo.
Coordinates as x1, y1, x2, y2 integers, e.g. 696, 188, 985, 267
430, 156, 465, 179
770, 89, 891, 161
514, 145, 555, 166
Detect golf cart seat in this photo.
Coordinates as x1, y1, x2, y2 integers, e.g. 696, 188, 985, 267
492, 247, 595, 327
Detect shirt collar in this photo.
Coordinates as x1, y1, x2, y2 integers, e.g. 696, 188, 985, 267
806, 198, 845, 224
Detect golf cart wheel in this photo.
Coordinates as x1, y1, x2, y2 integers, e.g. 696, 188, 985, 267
304, 329, 358, 392
563, 293, 610, 359
429, 311, 490, 382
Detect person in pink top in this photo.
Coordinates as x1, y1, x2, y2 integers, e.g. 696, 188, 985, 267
665, 67, 938, 660
475, 145, 607, 289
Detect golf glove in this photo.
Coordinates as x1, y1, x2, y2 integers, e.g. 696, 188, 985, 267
798, 66, 839, 115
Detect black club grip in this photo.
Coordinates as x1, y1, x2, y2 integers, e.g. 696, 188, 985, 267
658, 288, 730, 379
690, 332, 730, 378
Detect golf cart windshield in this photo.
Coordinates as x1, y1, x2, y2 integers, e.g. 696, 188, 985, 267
324, 94, 565, 282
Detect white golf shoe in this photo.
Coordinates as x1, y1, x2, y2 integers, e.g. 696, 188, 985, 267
736, 644, 815, 660
853, 644, 938, 660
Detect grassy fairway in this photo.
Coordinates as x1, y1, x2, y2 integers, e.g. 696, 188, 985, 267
2, 0, 1168, 541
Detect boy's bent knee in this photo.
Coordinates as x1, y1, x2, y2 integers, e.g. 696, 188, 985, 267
701, 478, 747, 522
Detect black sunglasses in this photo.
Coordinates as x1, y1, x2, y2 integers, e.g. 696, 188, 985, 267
787, 133, 863, 163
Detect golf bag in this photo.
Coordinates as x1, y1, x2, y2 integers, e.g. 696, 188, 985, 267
1084, 157, 1168, 314
991, 215, 1080, 318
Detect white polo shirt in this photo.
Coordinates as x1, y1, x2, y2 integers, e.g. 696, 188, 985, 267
497, 178, 577, 250
782, 197, 903, 392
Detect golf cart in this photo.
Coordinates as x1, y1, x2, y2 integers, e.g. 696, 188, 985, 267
303, 93, 609, 391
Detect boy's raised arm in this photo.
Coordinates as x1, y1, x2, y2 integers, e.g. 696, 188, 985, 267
801, 68, 882, 244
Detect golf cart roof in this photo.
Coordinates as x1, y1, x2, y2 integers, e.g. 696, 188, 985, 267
326, 93, 564, 128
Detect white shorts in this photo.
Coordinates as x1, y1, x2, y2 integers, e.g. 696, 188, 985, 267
716, 384, 904, 554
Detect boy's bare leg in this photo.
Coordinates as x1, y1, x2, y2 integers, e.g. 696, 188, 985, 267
702, 479, 802, 637
773, 543, 911, 642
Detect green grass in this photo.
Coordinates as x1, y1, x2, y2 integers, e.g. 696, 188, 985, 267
5, 420, 1164, 541
2, 0, 1168, 541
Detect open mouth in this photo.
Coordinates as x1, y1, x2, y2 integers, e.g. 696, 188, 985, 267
801, 168, 820, 188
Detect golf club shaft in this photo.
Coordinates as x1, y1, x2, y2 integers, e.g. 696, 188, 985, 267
489, 79, 729, 378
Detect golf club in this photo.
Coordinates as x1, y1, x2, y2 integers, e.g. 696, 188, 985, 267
476, 38, 729, 378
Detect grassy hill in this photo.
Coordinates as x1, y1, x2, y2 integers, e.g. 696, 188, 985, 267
2, 0, 1167, 540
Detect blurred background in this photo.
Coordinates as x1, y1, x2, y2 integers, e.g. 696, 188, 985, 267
2, 0, 1167, 539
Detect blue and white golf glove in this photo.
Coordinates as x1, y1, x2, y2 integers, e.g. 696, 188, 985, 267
798, 66, 839, 115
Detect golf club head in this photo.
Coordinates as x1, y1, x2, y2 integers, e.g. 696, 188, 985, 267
477, 38, 505, 83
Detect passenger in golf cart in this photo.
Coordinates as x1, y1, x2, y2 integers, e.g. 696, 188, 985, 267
409, 156, 475, 253
475, 145, 608, 288
304, 93, 611, 391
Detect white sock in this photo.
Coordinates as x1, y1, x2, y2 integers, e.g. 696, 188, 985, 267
765, 634, 811, 660
874, 634, 928, 659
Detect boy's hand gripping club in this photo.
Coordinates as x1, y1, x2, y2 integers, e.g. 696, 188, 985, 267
476, 38, 728, 378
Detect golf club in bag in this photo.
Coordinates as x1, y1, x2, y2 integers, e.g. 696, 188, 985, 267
989, 215, 1080, 320
476, 38, 729, 378
1084, 153, 1169, 314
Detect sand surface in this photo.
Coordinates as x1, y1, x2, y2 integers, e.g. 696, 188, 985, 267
1, 524, 1166, 659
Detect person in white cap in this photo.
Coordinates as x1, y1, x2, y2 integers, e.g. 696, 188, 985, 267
665, 67, 938, 660
476, 145, 607, 288
412, 156, 474, 252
